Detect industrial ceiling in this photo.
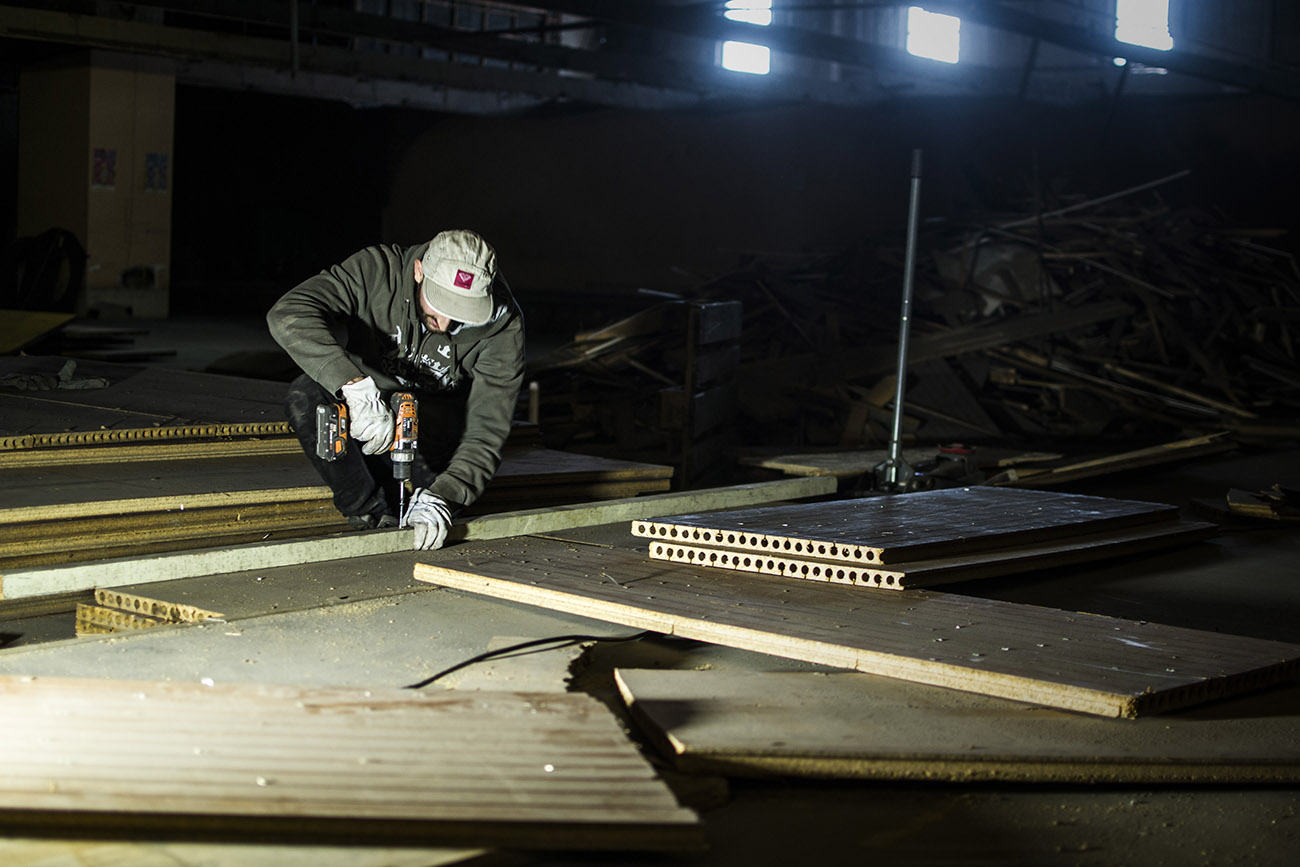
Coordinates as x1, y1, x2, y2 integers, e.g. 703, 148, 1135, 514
2, 1, 1298, 114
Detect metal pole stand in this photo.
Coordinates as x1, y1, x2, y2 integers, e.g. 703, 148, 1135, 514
875, 148, 924, 493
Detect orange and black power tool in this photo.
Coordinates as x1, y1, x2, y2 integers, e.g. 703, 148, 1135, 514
389, 391, 419, 524
315, 391, 419, 525
315, 401, 349, 462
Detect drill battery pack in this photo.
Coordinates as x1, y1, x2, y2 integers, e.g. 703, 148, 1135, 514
315, 401, 349, 462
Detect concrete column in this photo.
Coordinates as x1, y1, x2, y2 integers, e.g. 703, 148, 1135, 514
18, 50, 175, 318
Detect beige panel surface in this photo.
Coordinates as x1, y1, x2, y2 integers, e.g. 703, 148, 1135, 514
647, 520, 1216, 590
615, 669, 1300, 783
413, 538, 1300, 718
0, 676, 701, 851
0, 838, 507, 867
490, 447, 673, 485
631, 487, 1179, 565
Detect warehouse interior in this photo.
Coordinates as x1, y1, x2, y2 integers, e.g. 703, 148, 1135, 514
1, 1, 1299, 864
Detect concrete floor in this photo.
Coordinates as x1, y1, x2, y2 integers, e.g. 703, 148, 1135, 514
4, 314, 1299, 863
0, 444, 1297, 864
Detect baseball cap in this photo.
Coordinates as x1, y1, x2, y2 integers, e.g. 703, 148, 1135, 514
420, 230, 496, 326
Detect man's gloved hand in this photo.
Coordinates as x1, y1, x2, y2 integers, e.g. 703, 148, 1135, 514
404, 488, 454, 550
339, 376, 394, 455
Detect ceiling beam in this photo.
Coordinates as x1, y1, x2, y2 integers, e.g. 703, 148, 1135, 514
921, 0, 1300, 102
0, 4, 693, 111
502, 0, 1012, 92
503, 0, 928, 70
0, 3, 890, 110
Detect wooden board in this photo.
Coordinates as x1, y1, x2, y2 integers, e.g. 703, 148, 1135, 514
491, 447, 673, 486
647, 519, 1216, 590
0, 530, 412, 599
94, 587, 225, 623
0, 449, 664, 512
0, 496, 350, 573
0, 589, 90, 619
0, 485, 331, 523
30, 553, 430, 637
0, 838, 504, 867
412, 538, 1300, 718
631, 487, 1179, 565
0, 422, 294, 451
75, 602, 170, 634
737, 448, 938, 479
738, 448, 1063, 479
989, 433, 1236, 487
615, 669, 1300, 784
0, 449, 672, 569
472, 479, 672, 514
0, 436, 302, 469
0, 477, 836, 599
0, 311, 75, 353
0, 455, 327, 512
0, 359, 289, 436
0, 676, 701, 851
74, 587, 229, 636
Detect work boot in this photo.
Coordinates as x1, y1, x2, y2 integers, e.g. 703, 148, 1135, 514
346, 513, 400, 531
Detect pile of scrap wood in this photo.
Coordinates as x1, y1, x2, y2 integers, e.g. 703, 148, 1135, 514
528, 172, 1299, 472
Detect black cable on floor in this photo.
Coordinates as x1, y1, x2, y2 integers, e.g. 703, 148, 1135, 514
404, 630, 651, 689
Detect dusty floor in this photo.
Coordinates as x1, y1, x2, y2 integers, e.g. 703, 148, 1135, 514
1, 444, 1297, 865
3, 314, 1298, 863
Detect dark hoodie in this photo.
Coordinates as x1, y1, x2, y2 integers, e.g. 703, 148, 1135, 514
267, 241, 525, 507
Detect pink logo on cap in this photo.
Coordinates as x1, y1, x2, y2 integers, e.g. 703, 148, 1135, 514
454, 269, 475, 289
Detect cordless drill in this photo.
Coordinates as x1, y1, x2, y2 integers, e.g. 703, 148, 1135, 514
389, 391, 418, 525
315, 391, 418, 527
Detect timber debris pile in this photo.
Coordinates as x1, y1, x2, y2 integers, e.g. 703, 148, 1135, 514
528, 178, 1300, 470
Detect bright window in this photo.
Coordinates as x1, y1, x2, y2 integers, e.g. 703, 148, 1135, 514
721, 1, 772, 75
724, 0, 772, 26
1115, 0, 1173, 50
906, 6, 960, 64
722, 41, 771, 74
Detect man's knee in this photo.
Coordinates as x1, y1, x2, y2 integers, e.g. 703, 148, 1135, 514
284, 374, 330, 431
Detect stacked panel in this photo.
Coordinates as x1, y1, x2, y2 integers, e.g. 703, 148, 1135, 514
632, 487, 1212, 589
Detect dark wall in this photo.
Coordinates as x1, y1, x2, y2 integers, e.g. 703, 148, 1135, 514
382, 93, 1300, 298
167, 86, 1300, 319
169, 85, 389, 313
0, 59, 20, 255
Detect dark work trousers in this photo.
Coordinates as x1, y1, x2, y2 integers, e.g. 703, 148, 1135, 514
284, 374, 465, 520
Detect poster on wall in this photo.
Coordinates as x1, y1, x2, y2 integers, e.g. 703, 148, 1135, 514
145, 152, 169, 193
92, 147, 116, 189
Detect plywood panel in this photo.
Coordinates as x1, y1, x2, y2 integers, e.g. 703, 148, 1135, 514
615, 669, 1300, 783
0, 454, 324, 511
0, 436, 301, 469
0, 478, 837, 599
0, 450, 663, 512
0, 311, 75, 353
0, 838, 502, 867
631, 487, 1179, 565
647, 520, 1216, 590
491, 448, 673, 486
0, 676, 701, 851
0, 359, 288, 436
412, 538, 1300, 718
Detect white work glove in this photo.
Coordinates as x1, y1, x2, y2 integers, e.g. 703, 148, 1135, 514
404, 488, 454, 550
339, 376, 394, 455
